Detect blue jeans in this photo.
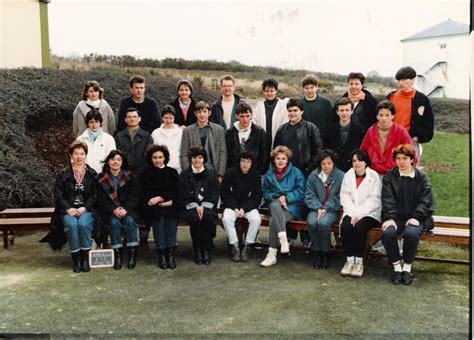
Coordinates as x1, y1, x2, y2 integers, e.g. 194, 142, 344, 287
63, 212, 94, 253
110, 215, 139, 249
307, 211, 339, 252
152, 217, 177, 250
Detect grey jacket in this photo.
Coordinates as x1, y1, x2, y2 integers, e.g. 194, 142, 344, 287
180, 122, 227, 176
72, 99, 116, 137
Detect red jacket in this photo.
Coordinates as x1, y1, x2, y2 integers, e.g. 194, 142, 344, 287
360, 123, 417, 175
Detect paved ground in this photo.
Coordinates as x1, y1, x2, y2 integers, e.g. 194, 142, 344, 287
0, 228, 469, 338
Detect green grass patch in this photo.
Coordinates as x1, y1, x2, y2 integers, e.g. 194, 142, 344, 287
422, 131, 469, 217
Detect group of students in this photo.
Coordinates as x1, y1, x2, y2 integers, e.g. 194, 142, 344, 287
42, 67, 435, 285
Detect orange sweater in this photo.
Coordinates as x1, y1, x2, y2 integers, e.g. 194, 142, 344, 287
389, 89, 415, 132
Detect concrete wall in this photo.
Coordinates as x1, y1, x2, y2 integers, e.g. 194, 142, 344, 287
402, 34, 469, 99
0, 0, 47, 68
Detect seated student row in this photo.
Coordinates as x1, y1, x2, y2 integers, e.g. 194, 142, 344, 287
47, 135, 433, 286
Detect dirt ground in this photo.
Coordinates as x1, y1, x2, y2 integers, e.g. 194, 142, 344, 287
0, 228, 469, 338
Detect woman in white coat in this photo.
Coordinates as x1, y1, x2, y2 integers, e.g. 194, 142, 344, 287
339, 149, 381, 278
151, 105, 183, 173
72, 80, 116, 137
77, 110, 116, 174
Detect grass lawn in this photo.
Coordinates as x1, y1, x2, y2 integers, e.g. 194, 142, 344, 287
421, 131, 469, 217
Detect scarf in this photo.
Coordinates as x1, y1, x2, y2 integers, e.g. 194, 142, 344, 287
86, 99, 101, 109
87, 128, 101, 143
98, 170, 131, 206
274, 164, 288, 182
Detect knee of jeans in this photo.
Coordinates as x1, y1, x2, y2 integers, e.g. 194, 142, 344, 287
222, 214, 235, 225
382, 227, 397, 240
404, 227, 421, 240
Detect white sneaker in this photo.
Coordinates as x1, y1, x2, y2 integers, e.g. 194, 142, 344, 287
260, 248, 277, 267
340, 261, 354, 276
351, 263, 364, 277
278, 232, 290, 254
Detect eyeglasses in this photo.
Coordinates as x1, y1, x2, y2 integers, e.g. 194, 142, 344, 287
222, 85, 234, 88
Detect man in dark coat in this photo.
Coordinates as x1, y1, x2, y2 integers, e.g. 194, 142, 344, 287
225, 102, 268, 175
324, 97, 366, 172
209, 75, 242, 131
114, 107, 153, 246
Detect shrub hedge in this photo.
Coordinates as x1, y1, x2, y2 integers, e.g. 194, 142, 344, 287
0, 68, 218, 210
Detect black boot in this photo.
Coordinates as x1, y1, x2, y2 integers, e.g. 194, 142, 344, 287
113, 248, 122, 270
313, 251, 322, 269
71, 252, 81, 273
202, 249, 211, 265
193, 248, 203, 265
157, 249, 168, 270
81, 249, 90, 272
240, 244, 250, 263
127, 246, 138, 269
230, 244, 240, 262
166, 247, 177, 269
320, 252, 330, 269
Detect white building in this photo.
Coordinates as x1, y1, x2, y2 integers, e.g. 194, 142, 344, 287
0, 0, 51, 68
401, 19, 469, 99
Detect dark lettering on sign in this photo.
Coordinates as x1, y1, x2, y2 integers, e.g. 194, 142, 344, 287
89, 249, 114, 268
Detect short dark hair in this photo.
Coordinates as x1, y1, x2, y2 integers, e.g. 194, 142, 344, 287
125, 107, 140, 117
129, 75, 145, 88
176, 79, 194, 96
395, 66, 416, 80
235, 102, 252, 115
85, 109, 103, 124
238, 151, 256, 164
350, 149, 371, 167
347, 72, 365, 84
188, 146, 208, 163
195, 101, 210, 111
82, 80, 104, 100
301, 74, 319, 87
317, 149, 338, 167
69, 140, 88, 156
376, 100, 395, 115
147, 144, 170, 166
286, 97, 304, 111
392, 143, 416, 160
101, 150, 129, 174
335, 97, 354, 110
161, 104, 176, 117
262, 79, 278, 91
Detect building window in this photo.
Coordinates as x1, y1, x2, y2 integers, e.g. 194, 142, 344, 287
439, 43, 447, 49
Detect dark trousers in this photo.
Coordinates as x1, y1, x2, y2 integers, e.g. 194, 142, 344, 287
382, 224, 423, 264
188, 211, 216, 251
340, 216, 379, 257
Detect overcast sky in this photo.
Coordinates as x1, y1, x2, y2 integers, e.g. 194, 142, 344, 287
48, 0, 469, 77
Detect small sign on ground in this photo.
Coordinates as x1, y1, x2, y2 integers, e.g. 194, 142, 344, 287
89, 249, 114, 268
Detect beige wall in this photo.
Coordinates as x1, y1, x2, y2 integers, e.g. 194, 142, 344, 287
0, 0, 43, 68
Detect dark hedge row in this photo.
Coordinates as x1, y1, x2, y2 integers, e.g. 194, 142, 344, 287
0, 68, 218, 210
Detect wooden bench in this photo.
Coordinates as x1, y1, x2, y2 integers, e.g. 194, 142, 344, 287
229, 208, 470, 265
1, 207, 470, 265
0, 208, 54, 249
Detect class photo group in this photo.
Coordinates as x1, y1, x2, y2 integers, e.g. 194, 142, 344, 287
41, 67, 435, 286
